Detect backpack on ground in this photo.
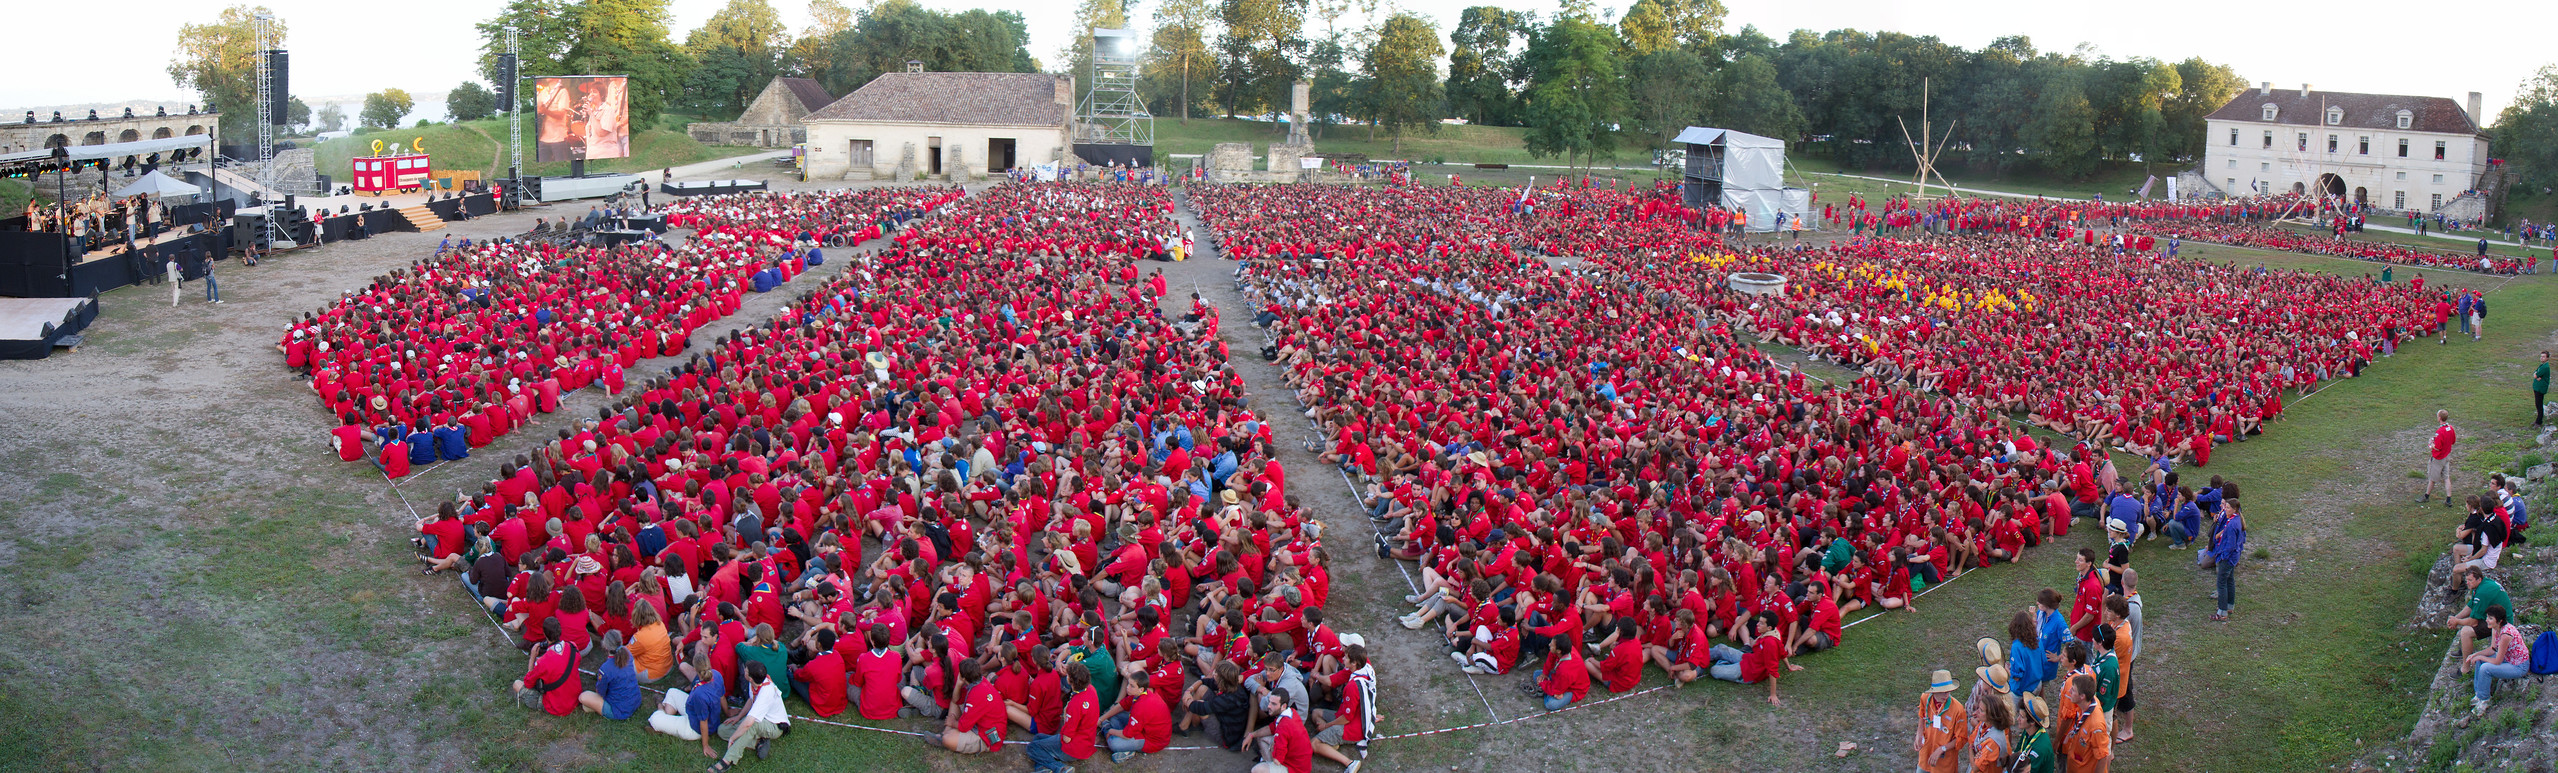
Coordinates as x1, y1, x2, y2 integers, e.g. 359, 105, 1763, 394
2529, 630, 2558, 675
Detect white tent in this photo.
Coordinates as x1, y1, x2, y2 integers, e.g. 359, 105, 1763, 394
110, 170, 200, 198
1674, 127, 1807, 232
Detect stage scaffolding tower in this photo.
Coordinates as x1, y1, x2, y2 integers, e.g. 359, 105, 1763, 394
1076, 28, 1153, 148
506, 27, 522, 199
253, 10, 281, 245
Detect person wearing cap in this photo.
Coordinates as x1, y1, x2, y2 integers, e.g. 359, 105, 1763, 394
1912, 669, 1969, 773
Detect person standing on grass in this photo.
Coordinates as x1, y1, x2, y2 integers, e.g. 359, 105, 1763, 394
2209, 500, 2247, 621
2534, 352, 2550, 427
2423, 410, 2458, 506
1913, 669, 1969, 773
166, 254, 182, 307
2471, 294, 2488, 341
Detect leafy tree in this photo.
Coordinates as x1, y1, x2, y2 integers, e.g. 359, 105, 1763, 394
2498, 65, 2558, 198
810, 1, 1035, 97
360, 89, 415, 129
2022, 71, 2099, 179
315, 102, 347, 132
1445, 6, 1531, 126
1617, 0, 1720, 56
2162, 57, 2244, 163
784, 0, 854, 77
167, 5, 284, 138
1140, 0, 1217, 121
1627, 49, 1712, 151
1304, 38, 1356, 137
1213, 0, 1306, 119
474, 0, 579, 98
1705, 54, 1801, 141
682, 0, 789, 114
1617, 0, 1675, 56
447, 82, 499, 121
286, 96, 313, 130
564, 0, 693, 127
1356, 12, 1443, 153
1521, 17, 1628, 169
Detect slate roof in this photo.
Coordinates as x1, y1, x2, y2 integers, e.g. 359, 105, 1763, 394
2206, 89, 2481, 136
778, 78, 835, 113
803, 72, 1069, 128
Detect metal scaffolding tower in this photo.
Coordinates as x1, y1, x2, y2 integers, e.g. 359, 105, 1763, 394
253, 10, 276, 171
1077, 28, 1153, 147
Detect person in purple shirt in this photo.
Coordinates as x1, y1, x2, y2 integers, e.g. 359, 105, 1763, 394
2210, 502, 2247, 621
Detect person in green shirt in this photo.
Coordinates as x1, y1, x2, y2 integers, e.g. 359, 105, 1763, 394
1071, 629, 1121, 709
734, 624, 790, 707
2016, 694, 2057, 773
2449, 566, 2511, 659
2092, 623, 2121, 716
2382, 265, 2394, 283
2532, 351, 2549, 427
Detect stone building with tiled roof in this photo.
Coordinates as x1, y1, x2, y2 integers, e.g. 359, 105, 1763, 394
685, 77, 837, 149
801, 68, 1073, 181
2200, 82, 2490, 214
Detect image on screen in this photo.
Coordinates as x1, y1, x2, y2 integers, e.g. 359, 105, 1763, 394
533, 76, 631, 164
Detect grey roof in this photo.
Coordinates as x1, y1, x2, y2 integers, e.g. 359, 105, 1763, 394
804, 72, 1069, 128
1674, 127, 1783, 148
778, 78, 836, 112
2207, 89, 2481, 135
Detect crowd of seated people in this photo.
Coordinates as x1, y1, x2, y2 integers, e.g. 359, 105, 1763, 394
289, 186, 958, 477
431, 182, 1380, 773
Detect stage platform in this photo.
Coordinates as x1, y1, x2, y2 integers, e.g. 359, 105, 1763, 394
0, 297, 96, 359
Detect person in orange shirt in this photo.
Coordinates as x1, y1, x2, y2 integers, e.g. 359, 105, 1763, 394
1970, 696, 2015, 773
2052, 640, 2095, 749
2062, 674, 2113, 773
1911, 670, 1970, 773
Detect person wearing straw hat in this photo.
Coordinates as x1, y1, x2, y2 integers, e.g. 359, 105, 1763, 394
1968, 637, 2013, 723
1912, 669, 1969, 773
2014, 694, 2056, 773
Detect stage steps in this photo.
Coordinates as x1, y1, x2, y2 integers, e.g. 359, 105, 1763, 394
395, 205, 447, 233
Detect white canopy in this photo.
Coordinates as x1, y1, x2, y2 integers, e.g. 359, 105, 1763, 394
111, 170, 200, 198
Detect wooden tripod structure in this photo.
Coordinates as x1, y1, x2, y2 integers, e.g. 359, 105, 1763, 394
1899, 77, 1958, 199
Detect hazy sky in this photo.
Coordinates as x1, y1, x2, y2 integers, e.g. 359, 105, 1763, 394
5, 0, 2547, 125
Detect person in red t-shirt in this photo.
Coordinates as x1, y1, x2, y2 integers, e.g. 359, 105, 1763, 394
1248, 692, 1314, 773
1026, 661, 1097, 773
849, 626, 909, 720
926, 659, 1005, 754
513, 619, 582, 716
2069, 549, 2106, 643
1098, 675, 1172, 761
1706, 612, 1791, 705
2423, 409, 2458, 506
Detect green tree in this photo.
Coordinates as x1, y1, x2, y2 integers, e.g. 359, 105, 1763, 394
1141, 0, 1217, 121
2023, 71, 2099, 179
167, 5, 284, 139
1446, 6, 1531, 126
286, 96, 312, 130
1627, 48, 1713, 151
315, 102, 347, 132
360, 89, 415, 129
563, 0, 693, 127
2162, 56, 2244, 163
1706, 54, 1801, 141
1213, 0, 1306, 119
2498, 65, 2558, 198
447, 82, 498, 121
683, 0, 789, 113
1617, 0, 1676, 56
811, 1, 1035, 97
1521, 17, 1628, 169
475, 0, 579, 99
785, 0, 854, 77
1357, 12, 1443, 154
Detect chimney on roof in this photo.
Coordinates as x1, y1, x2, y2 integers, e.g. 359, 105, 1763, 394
905, 60, 923, 74
2300, 83, 2312, 97
2259, 82, 2271, 96
2467, 92, 2485, 125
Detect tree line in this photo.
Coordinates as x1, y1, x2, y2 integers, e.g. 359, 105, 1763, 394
1139, 0, 2252, 178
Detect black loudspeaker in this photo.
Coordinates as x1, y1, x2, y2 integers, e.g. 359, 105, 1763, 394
496, 54, 518, 112
267, 50, 290, 125
284, 194, 296, 211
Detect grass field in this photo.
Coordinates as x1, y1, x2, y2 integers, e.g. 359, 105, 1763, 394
311, 119, 766, 185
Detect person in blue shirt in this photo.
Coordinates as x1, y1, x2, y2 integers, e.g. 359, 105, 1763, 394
582, 631, 643, 720
2164, 488, 2203, 549
2007, 612, 2045, 695
405, 427, 438, 466
433, 419, 471, 462
2210, 503, 2247, 621
2104, 491, 2144, 542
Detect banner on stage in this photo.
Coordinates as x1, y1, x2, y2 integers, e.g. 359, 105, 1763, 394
534, 76, 631, 164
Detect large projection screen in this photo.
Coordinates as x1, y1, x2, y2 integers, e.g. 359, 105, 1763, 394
534, 76, 631, 163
